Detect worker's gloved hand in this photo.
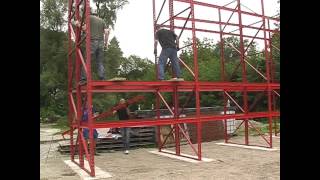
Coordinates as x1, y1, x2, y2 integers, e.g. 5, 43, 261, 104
177, 47, 180, 51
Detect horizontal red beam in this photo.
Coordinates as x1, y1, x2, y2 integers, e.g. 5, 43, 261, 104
81, 111, 280, 128
94, 95, 145, 120
73, 81, 280, 93
174, 0, 279, 22
92, 81, 280, 88
159, 24, 270, 41
74, 87, 276, 93
174, 16, 278, 33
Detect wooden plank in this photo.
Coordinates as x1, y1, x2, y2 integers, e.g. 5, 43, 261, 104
59, 142, 155, 153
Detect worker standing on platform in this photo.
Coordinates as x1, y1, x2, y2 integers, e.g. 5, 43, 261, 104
75, 8, 110, 85
154, 27, 184, 81
113, 98, 131, 154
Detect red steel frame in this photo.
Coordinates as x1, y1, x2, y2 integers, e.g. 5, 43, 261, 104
67, 0, 280, 177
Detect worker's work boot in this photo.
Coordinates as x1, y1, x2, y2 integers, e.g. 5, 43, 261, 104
107, 77, 127, 81
168, 78, 184, 81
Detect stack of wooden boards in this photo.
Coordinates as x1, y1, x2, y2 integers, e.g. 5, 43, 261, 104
58, 126, 156, 154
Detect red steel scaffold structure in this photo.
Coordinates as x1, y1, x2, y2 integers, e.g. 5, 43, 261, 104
67, 0, 280, 177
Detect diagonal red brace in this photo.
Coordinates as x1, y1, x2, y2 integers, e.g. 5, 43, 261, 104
61, 96, 145, 137
94, 95, 145, 120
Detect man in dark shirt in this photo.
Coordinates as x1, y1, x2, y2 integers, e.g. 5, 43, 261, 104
75, 8, 110, 85
113, 98, 131, 154
154, 27, 183, 81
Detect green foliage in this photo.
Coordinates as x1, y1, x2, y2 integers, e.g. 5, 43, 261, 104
116, 55, 155, 110
93, 0, 128, 28
51, 116, 70, 132
40, 0, 280, 122
40, 0, 68, 31
93, 94, 118, 114
178, 35, 280, 110
40, 28, 68, 121
105, 37, 122, 78
40, 0, 130, 123
119, 55, 154, 80
271, 32, 280, 82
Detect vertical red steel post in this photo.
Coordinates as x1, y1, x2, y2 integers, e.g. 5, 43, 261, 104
169, 0, 176, 77
65, 0, 280, 174
174, 86, 180, 155
85, 0, 95, 175
75, 0, 84, 168
223, 99, 228, 142
218, 8, 229, 143
168, 0, 181, 156
218, 10, 226, 82
261, 0, 273, 148
153, 0, 162, 151
236, 0, 249, 145
189, 0, 202, 160
156, 91, 161, 151
267, 18, 278, 137
267, 20, 275, 83
68, 0, 75, 161
169, 0, 174, 31
153, 0, 159, 79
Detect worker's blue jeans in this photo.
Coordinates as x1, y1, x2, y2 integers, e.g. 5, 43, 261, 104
158, 48, 181, 80
81, 39, 105, 81
121, 127, 130, 150
83, 128, 98, 140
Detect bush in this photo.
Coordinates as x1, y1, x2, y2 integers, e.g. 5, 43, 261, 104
40, 107, 61, 123
52, 116, 69, 132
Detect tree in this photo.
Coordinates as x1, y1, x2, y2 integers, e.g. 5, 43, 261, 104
119, 55, 154, 80
271, 32, 280, 82
40, 0, 68, 121
40, 0, 130, 123
40, 0, 68, 31
178, 37, 272, 108
93, 0, 128, 28
105, 37, 122, 78
40, 28, 68, 121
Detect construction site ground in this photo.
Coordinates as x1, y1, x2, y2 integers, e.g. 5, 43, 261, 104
40, 123, 280, 180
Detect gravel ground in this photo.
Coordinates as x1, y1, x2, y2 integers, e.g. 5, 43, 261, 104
40, 123, 280, 180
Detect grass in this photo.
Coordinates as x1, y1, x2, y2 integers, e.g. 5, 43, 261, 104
142, 144, 157, 148
51, 116, 69, 134
234, 122, 280, 136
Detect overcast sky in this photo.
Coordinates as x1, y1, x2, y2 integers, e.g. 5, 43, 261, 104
99, 0, 279, 62
107, 0, 279, 61
40, 1, 279, 61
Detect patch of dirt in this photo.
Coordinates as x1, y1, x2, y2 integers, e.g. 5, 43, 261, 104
40, 135, 280, 180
